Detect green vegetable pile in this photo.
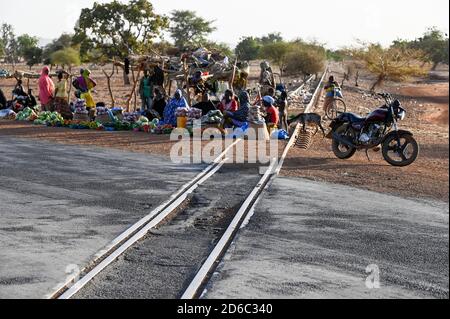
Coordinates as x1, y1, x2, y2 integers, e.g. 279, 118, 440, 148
33, 112, 64, 126
16, 107, 37, 121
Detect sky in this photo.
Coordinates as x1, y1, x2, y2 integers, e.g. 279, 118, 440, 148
0, 0, 448, 49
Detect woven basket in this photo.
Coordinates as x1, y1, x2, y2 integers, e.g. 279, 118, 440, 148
73, 113, 90, 123
96, 114, 111, 124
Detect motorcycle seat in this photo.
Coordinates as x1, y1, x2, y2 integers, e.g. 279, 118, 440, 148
342, 112, 365, 123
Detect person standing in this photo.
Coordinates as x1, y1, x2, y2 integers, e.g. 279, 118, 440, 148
139, 70, 154, 111
54, 72, 72, 120
324, 75, 340, 113
152, 88, 167, 118
38, 66, 55, 112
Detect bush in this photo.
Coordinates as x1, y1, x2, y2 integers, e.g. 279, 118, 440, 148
284, 46, 325, 76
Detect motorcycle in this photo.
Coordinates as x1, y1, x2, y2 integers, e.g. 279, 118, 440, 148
329, 93, 419, 167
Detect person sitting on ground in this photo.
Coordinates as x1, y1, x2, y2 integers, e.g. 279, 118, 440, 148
324, 75, 341, 113
152, 87, 167, 119
163, 89, 189, 126
192, 92, 217, 116
38, 66, 55, 112
223, 91, 251, 128
54, 72, 72, 120
139, 69, 154, 111
262, 95, 279, 131
218, 89, 238, 114
0, 88, 7, 109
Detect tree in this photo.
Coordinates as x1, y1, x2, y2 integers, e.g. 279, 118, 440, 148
260, 32, 283, 45
1, 23, 18, 68
50, 48, 81, 72
411, 27, 449, 70
259, 41, 291, 77
74, 0, 169, 84
23, 47, 43, 69
43, 33, 75, 65
235, 37, 261, 60
354, 44, 428, 91
284, 45, 326, 77
169, 10, 216, 50
16, 34, 39, 60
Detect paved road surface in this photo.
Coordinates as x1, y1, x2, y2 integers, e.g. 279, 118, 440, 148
205, 177, 449, 299
0, 136, 205, 299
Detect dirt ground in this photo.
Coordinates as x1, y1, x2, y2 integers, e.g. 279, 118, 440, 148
1, 62, 448, 202
282, 64, 449, 202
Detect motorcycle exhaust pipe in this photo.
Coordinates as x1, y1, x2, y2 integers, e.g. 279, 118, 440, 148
332, 132, 357, 148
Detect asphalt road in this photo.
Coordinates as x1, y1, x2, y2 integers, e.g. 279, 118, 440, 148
0, 136, 205, 299
205, 177, 449, 299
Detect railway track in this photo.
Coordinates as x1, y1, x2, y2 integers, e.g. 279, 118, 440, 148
50, 70, 327, 299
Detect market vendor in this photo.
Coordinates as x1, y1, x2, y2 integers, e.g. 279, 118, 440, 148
192, 92, 217, 116
54, 72, 72, 120
163, 89, 189, 126
13, 79, 27, 97
262, 95, 279, 131
223, 91, 250, 127
73, 69, 97, 109
218, 90, 238, 113
152, 87, 167, 118
139, 70, 154, 111
38, 66, 55, 112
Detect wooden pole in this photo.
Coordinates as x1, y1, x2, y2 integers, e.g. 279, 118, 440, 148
229, 58, 238, 94
183, 58, 191, 107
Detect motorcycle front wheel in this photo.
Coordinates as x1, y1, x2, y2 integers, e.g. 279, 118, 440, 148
332, 125, 357, 159
382, 133, 419, 167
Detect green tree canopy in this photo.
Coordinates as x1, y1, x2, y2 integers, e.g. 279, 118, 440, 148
50, 47, 81, 71
259, 41, 292, 77
169, 10, 216, 50
235, 37, 261, 60
23, 47, 43, 69
352, 44, 428, 90
74, 0, 168, 59
16, 34, 39, 59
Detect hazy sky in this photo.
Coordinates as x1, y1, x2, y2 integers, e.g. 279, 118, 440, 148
0, 0, 448, 48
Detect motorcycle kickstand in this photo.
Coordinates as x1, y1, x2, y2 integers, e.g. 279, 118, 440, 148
365, 149, 372, 162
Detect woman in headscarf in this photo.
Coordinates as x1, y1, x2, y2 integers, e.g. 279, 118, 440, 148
163, 89, 188, 126
78, 69, 97, 109
223, 91, 250, 127
38, 66, 55, 111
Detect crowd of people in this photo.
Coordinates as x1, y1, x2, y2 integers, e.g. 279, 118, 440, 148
0, 64, 297, 133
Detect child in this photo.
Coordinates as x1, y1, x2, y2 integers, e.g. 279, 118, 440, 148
54, 72, 72, 120
262, 95, 279, 131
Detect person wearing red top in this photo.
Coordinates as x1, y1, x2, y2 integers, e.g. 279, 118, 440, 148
218, 90, 238, 113
262, 96, 279, 127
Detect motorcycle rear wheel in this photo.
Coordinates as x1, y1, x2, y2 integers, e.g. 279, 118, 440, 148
382, 133, 419, 167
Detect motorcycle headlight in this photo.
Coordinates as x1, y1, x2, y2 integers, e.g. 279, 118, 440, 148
397, 110, 406, 121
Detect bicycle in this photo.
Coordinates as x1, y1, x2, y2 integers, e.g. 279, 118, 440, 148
325, 88, 347, 120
